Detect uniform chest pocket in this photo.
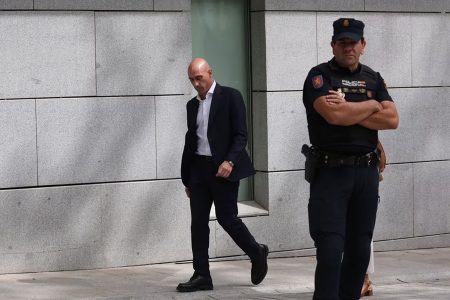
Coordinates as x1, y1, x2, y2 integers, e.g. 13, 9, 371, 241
330, 77, 377, 101
365, 82, 377, 99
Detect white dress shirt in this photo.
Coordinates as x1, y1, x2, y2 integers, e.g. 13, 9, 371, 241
195, 81, 216, 156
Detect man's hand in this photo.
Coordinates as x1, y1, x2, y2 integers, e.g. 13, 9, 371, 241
325, 89, 346, 104
377, 141, 387, 181
185, 187, 191, 198
216, 161, 233, 178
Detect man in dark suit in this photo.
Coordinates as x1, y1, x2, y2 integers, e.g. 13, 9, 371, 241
177, 58, 268, 292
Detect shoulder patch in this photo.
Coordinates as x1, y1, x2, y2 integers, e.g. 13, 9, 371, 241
312, 75, 324, 89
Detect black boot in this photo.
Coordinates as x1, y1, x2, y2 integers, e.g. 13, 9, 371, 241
176, 273, 213, 292
251, 244, 269, 285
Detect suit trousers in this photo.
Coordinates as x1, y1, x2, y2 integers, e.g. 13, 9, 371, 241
188, 156, 260, 277
308, 165, 379, 300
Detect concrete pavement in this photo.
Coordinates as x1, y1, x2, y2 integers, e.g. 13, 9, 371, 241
0, 247, 449, 299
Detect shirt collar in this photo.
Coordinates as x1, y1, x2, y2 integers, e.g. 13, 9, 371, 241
197, 81, 216, 101
329, 58, 362, 74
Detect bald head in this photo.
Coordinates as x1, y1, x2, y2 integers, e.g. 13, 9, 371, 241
188, 57, 214, 99
188, 58, 211, 74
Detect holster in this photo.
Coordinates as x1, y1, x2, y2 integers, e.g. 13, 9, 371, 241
301, 144, 320, 184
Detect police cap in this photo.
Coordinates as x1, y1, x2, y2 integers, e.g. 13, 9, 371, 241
332, 18, 365, 42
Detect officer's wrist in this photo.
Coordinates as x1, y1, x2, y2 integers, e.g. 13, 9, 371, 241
373, 100, 382, 112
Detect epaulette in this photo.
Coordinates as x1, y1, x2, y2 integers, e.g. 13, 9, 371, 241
360, 64, 377, 80
314, 62, 332, 78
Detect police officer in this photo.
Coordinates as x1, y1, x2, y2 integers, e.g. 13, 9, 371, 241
302, 18, 399, 299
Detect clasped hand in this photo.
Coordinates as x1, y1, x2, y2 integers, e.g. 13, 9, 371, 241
325, 89, 346, 104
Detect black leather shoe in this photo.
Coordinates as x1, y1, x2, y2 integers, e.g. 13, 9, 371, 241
251, 244, 269, 285
176, 274, 213, 292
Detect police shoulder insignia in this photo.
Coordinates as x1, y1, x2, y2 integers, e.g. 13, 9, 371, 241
312, 75, 324, 89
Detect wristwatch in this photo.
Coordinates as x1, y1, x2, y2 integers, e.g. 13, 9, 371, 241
227, 160, 234, 167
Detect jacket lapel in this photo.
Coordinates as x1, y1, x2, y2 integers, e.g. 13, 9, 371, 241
208, 83, 222, 126
189, 98, 199, 129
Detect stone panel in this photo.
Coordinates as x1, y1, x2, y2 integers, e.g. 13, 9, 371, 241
365, 0, 449, 12
100, 180, 191, 266
250, 0, 265, 11
0, 12, 96, 99
155, 95, 188, 179
154, 0, 190, 11
252, 92, 268, 171
215, 171, 313, 257
265, 171, 310, 246
317, 13, 412, 88
251, 12, 267, 91
411, 13, 449, 86
34, 0, 154, 10
254, 172, 269, 210
266, 91, 307, 171
0, 180, 191, 273
374, 164, 414, 240
253, 91, 307, 172
0, 185, 104, 273
251, 0, 364, 11
0, 0, 32, 9
414, 161, 450, 236
375, 234, 450, 252
379, 87, 450, 163
36, 97, 156, 185
0, 100, 37, 188
96, 12, 191, 96
264, 12, 317, 91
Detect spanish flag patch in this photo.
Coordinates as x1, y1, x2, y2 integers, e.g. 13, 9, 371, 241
312, 75, 324, 89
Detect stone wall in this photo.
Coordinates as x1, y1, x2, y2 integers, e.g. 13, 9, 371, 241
0, 0, 193, 273
248, 0, 450, 258
0, 0, 448, 273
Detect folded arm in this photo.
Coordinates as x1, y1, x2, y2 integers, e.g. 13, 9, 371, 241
358, 100, 399, 130
313, 90, 382, 126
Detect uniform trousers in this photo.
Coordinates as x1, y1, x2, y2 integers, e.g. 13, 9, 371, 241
189, 156, 260, 277
308, 165, 379, 300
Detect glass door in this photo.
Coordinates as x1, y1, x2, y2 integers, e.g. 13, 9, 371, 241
191, 0, 252, 200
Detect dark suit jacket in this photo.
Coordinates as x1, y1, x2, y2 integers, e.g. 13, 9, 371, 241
181, 83, 255, 187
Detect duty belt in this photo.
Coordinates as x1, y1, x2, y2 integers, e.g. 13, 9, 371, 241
319, 151, 377, 168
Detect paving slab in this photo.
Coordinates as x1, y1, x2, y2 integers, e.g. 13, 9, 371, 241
0, 248, 449, 299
